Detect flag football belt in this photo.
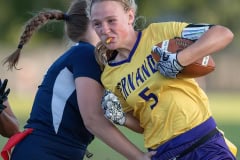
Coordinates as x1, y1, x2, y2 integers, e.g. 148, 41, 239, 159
171, 128, 218, 160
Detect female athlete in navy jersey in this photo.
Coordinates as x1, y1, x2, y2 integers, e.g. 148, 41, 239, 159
1, 0, 154, 159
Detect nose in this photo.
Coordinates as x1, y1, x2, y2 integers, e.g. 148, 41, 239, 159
101, 23, 110, 34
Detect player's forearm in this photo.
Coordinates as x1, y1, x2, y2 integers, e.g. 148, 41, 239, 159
178, 25, 234, 66
85, 115, 144, 160
0, 110, 20, 137
124, 112, 143, 134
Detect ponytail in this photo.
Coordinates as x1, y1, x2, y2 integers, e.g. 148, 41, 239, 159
4, 0, 90, 70
3, 10, 65, 70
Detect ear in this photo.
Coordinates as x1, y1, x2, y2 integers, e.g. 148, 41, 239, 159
128, 9, 135, 25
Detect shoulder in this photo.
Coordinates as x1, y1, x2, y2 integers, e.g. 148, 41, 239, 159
142, 22, 190, 41
68, 42, 95, 58
145, 22, 189, 31
67, 42, 102, 82
63, 42, 97, 66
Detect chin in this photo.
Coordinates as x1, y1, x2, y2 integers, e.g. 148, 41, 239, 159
106, 43, 116, 50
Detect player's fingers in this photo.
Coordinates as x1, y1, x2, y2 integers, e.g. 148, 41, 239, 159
149, 151, 157, 156
3, 88, 10, 101
0, 79, 8, 93
144, 151, 157, 158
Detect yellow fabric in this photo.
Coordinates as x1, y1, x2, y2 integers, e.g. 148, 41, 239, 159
225, 137, 238, 157
218, 129, 238, 157
101, 22, 212, 149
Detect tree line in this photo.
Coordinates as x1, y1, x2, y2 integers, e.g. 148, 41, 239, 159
1, 0, 239, 47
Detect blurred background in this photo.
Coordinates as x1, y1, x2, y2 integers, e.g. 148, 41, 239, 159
0, 0, 239, 159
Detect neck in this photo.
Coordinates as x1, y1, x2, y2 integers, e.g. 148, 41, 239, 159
115, 31, 138, 61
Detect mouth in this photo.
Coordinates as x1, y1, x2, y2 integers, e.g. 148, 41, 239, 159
105, 37, 113, 44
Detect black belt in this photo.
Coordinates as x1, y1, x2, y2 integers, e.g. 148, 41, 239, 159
170, 128, 218, 160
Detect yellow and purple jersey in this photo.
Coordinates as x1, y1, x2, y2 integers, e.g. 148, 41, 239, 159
101, 22, 212, 149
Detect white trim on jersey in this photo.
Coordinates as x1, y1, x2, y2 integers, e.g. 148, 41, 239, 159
52, 67, 75, 133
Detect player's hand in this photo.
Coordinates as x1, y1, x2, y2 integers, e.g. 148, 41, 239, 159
137, 151, 156, 160
0, 79, 10, 114
152, 46, 183, 78
101, 90, 126, 125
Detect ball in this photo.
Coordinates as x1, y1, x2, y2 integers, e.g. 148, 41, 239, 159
151, 38, 215, 78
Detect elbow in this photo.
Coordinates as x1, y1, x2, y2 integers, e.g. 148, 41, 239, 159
82, 115, 103, 134
217, 25, 234, 44
1, 126, 20, 138
83, 120, 95, 132
83, 113, 112, 136
0, 117, 20, 138
6, 123, 20, 138
224, 27, 234, 44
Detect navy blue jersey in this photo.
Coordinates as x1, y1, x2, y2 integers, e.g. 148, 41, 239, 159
25, 42, 101, 147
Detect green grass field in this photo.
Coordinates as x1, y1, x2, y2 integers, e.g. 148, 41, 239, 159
0, 92, 239, 160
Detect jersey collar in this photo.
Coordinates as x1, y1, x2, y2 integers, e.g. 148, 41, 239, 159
109, 31, 142, 66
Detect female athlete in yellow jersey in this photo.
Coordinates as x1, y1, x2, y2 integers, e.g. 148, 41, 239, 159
88, 0, 237, 159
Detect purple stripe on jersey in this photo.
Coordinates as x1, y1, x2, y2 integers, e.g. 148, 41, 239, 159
149, 117, 216, 153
